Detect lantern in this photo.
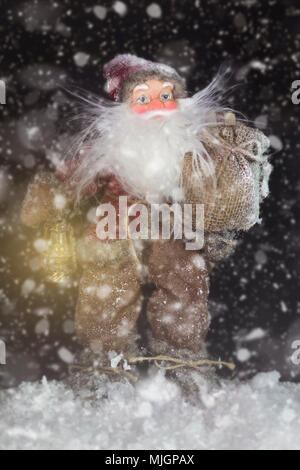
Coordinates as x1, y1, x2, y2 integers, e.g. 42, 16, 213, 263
42, 217, 77, 283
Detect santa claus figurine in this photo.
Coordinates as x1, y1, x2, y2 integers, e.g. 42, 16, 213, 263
20, 54, 271, 390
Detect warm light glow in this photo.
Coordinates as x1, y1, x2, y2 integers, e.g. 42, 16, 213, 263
42, 217, 77, 283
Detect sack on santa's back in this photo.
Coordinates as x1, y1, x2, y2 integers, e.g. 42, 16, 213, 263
182, 116, 271, 232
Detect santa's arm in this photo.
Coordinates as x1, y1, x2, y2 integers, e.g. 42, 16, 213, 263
20, 171, 68, 228
20, 157, 105, 228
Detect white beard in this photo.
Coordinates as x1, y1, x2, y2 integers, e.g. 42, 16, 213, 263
67, 82, 228, 203
94, 105, 203, 203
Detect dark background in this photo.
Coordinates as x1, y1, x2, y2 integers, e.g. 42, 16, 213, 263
0, 0, 299, 387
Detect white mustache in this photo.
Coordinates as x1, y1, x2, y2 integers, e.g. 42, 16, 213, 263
140, 108, 179, 120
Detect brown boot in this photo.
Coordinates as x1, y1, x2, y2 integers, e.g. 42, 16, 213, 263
67, 346, 139, 401
146, 335, 217, 405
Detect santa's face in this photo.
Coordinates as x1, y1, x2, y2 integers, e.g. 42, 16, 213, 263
70, 78, 216, 203
130, 79, 178, 117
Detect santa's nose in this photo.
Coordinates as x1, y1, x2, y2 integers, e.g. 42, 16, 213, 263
147, 99, 165, 111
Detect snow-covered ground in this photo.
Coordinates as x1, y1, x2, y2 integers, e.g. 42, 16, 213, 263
0, 371, 299, 450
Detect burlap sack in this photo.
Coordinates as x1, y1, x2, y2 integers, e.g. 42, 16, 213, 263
182, 121, 271, 231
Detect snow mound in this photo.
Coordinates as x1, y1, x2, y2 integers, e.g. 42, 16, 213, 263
0, 371, 300, 450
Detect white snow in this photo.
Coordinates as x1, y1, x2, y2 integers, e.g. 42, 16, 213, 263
21, 279, 36, 297
63, 320, 75, 335
110, 352, 125, 369
20, 65, 67, 91
73, 52, 90, 67
0, 371, 300, 450
146, 3, 162, 18
113, 1, 127, 17
35, 319, 50, 336
86, 206, 97, 223
243, 328, 266, 342
269, 135, 283, 151
254, 249, 268, 265
250, 60, 267, 73
93, 5, 107, 20
97, 284, 112, 299
236, 348, 251, 362
34, 307, 53, 318
254, 114, 268, 130
53, 194, 67, 211
291, 341, 300, 366
280, 301, 288, 313
33, 238, 49, 253
57, 348, 74, 365
192, 254, 206, 270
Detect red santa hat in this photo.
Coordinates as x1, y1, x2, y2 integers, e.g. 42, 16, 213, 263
103, 54, 187, 102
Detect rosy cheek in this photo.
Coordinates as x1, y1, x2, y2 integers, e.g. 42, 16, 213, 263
130, 104, 148, 114
164, 100, 178, 110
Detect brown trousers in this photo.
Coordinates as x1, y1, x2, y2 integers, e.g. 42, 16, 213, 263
75, 239, 210, 355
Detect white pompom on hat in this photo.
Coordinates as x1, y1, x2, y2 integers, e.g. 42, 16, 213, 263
103, 53, 187, 102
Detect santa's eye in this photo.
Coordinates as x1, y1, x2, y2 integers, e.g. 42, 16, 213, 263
160, 92, 172, 101
137, 95, 149, 104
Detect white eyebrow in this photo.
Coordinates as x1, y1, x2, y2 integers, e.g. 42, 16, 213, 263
133, 84, 149, 92
162, 82, 174, 89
